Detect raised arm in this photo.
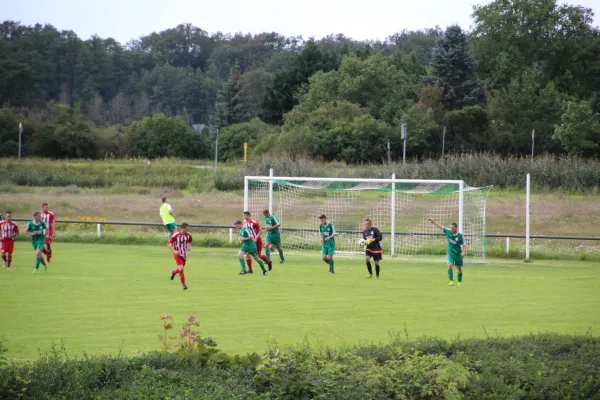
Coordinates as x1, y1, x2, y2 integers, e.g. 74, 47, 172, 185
428, 218, 443, 230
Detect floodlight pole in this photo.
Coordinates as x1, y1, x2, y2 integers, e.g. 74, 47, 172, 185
387, 142, 391, 164
18, 123, 23, 160
531, 129, 535, 161
441, 126, 446, 161
401, 124, 407, 165
214, 129, 219, 171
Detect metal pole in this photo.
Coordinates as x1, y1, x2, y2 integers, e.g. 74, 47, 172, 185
268, 168, 274, 214
390, 174, 396, 256
506, 237, 510, 257
18, 123, 23, 160
97, 224, 102, 238
525, 173, 531, 261
401, 124, 407, 165
531, 129, 535, 161
441, 126, 446, 161
229, 228, 233, 244
214, 129, 219, 171
387, 142, 391, 164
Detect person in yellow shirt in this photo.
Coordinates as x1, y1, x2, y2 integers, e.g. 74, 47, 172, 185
160, 197, 177, 236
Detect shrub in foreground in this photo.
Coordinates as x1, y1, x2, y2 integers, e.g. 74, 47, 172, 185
2, 328, 600, 399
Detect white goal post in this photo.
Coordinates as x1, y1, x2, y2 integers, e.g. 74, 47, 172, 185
244, 171, 492, 262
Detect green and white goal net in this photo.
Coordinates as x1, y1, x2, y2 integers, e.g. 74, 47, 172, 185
244, 174, 492, 262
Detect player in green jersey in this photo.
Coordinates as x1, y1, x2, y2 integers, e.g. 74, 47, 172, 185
263, 209, 285, 264
319, 214, 337, 274
428, 218, 467, 286
234, 220, 267, 276
26, 212, 48, 274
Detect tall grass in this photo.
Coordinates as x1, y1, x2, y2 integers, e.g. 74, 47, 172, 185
248, 154, 600, 191
1, 155, 599, 192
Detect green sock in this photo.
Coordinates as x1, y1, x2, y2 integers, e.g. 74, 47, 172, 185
238, 258, 247, 272
40, 258, 47, 266
329, 259, 334, 273
448, 268, 453, 281
258, 260, 266, 273
323, 259, 330, 265
458, 272, 462, 283
35, 258, 40, 270
265, 248, 271, 261
278, 249, 284, 261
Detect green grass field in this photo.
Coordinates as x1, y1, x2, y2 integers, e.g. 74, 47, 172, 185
1, 242, 599, 360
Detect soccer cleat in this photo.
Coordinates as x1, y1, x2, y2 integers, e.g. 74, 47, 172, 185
366, 274, 373, 278
2, 261, 6, 268
457, 282, 462, 286
239, 270, 247, 275
448, 281, 455, 286
247, 270, 254, 274
268, 263, 273, 271
33, 269, 38, 274
280, 259, 285, 264
170, 272, 176, 281
263, 270, 267, 276
183, 285, 188, 290
376, 276, 379, 280
6, 268, 11, 271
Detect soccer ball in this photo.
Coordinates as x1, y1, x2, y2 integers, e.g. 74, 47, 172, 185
359, 238, 366, 246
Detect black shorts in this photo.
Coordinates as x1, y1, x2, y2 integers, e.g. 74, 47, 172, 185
366, 249, 383, 261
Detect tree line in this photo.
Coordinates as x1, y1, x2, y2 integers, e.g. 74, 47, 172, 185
0, 0, 599, 161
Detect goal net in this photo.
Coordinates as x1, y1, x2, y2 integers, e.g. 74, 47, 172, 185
245, 174, 492, 263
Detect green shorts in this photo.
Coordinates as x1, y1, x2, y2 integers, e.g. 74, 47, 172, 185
241, 242, 258, 257
32, 239, 45, 251
321, 242, 335, 256
266, 232, 281, 246
448, 254, 464, 267
165, 223, 177, 232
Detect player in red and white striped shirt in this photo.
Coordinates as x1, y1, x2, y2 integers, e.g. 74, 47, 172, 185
243, 211, 272, 273
41, 203, 56, 263
1, 211, 19, 270
168, 223, 192, 290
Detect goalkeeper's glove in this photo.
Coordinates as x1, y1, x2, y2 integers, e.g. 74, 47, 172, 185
365, 239, 374, 245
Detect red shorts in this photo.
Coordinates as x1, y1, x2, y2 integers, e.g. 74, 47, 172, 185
173, 254, 187, 267
45, 237, 53, 246
1, 240, 14, 254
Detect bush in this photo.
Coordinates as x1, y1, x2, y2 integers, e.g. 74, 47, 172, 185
2, 334, 600, 399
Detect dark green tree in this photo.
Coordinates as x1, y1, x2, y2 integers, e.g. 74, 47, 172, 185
127, 113, 210, 158
260, 40, 339, 124
429, 25, 486, 110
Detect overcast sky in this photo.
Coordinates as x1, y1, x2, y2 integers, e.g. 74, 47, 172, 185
3, 0, 600, 43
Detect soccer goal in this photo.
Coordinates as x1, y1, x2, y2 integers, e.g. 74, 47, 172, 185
244, 171, 492, 262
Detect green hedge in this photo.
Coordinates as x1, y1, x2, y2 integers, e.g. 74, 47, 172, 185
2, 334, 599, 399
